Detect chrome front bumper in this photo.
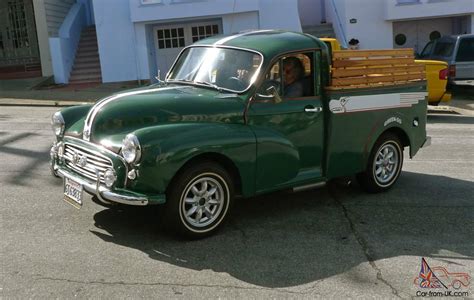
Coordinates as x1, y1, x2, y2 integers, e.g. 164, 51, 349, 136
57, 167, 149, 206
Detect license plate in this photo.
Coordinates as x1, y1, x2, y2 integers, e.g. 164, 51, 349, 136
63, 177, 83, 209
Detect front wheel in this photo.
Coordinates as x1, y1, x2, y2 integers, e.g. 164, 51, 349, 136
356, 133, 404, 193
164, 162, 234, 239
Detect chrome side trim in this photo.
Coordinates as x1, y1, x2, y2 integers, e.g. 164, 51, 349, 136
293, 181, 326, 192
82, 86, 187, 141
57, 167, 148, 206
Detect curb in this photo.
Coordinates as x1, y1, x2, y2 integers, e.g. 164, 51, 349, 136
0, 98, 93, 107
428, 105, 474, 116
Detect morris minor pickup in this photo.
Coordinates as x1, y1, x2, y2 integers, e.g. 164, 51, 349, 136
50, 30, 431, 238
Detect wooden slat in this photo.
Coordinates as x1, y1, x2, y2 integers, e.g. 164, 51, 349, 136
332, 64, 425, 78
333, 48, 414, 59
325, 80, 425, 91
332, 57, 415, 68
332, 73, 426, 86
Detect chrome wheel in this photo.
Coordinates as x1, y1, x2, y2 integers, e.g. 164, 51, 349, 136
180, 175, 226, 228
373, 143, 399, 185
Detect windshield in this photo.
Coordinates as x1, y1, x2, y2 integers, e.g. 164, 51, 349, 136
167, 47, 263, 92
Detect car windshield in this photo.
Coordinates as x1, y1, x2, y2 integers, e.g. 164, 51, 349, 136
167, 47, 263, 93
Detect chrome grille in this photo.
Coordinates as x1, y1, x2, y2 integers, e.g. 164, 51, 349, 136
63, 143, 113, 184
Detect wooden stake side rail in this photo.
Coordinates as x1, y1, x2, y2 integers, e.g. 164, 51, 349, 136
328, 48, 426, 90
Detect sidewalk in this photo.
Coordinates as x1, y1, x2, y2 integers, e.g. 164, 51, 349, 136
0, 77, 143, 103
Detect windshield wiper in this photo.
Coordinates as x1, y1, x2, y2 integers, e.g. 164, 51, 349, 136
194, 81, 224, 92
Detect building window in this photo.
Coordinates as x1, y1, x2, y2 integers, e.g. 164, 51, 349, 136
429, 31, 441, 41
395, 34, 407, 46
191, 24, 219, 43
157, 28, 185, 49
7, 1, 30, 49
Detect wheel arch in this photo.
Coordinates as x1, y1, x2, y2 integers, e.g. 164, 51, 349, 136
381, 126, 411, 148
169, 152, 243, 197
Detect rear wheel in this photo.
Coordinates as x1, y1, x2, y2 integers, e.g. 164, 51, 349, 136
164, 162, 234, 239
357, 133, 404, 193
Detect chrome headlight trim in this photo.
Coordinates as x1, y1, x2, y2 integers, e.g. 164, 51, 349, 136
51, 111, 65, 137
121, 134, 141, 164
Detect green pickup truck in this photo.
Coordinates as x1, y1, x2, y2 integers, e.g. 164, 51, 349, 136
50, 30, 430, 238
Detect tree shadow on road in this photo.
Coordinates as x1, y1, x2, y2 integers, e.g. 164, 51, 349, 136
90, 171, 474, 288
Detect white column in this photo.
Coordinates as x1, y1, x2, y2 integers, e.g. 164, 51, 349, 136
32, 0, 53, 76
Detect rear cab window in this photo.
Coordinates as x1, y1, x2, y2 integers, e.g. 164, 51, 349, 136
433, 41, 455, 57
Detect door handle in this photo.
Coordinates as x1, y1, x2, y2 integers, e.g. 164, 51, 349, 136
304, 106, 322, 113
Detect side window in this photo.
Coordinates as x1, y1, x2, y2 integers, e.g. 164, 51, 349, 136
456, 38, 474, 62
257, 52, 315, 100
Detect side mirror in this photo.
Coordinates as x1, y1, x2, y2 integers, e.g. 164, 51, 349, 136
256, 86, 282, 103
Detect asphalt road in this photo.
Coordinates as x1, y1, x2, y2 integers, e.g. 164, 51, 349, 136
1, 106, 473, 299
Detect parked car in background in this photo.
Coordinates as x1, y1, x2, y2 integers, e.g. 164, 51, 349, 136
321, 38, 451, 105
418, 34, 474, 87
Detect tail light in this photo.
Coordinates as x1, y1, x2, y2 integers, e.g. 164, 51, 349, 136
439, 68, 448, 80
448, 65, 456, 78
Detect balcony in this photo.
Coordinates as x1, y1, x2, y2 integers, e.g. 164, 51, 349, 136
385, 0, 474, 21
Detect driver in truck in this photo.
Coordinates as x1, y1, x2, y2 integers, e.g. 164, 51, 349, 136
283, 56, 305, 97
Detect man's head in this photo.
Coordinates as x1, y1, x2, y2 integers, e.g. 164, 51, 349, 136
283, 57, 304, 86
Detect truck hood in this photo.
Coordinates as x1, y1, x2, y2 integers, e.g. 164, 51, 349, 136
82, 84, 245, 150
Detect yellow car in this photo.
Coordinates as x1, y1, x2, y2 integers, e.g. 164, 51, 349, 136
320, 38, 451, 105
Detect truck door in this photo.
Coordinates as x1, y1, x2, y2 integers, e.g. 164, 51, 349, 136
247, 51, 325, 193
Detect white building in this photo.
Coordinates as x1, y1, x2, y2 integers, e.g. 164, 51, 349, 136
320, 0, 474, 52
31, 0, 473, 84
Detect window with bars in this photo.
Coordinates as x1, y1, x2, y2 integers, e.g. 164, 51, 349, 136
157, 27, 185, 49
191, 25, 219, 43
7, 0, 30, 49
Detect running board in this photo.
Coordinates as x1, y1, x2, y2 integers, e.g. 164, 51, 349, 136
292, 181, 326, 192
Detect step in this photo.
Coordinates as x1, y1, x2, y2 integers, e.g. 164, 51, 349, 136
69, 78, 102, 84
74, 56, 100, 64
79, 35, 98, 41
73, 61, 100, 70
77, 45, 98, 52
70, 73, 102, 82
76, 51, 99, 59
303, 24, 334, 31
78, 40, 98, 47
71, 68, 101, 75
83, 27, 96, 33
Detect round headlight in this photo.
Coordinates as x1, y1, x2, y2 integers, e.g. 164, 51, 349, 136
121, 134, 141, 164
51, 111, 65, 136
104, 168, 117, 188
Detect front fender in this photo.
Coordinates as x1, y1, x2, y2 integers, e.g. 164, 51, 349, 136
129, 123, 257, 196
60, 104, 93, 137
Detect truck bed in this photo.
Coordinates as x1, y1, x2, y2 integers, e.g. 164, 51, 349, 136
327, 49, 426, 90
